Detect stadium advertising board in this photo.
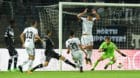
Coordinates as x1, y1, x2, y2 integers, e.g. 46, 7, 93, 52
0, 49, 139, 71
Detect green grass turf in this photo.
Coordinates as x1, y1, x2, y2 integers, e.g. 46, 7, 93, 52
0, 70, 140, 78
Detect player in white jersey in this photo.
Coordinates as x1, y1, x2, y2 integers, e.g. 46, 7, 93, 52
66, 31, 86, 72
18, 20, 42, 73
77, 8, 100, 65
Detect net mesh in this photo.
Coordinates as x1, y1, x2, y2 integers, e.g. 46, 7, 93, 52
37, 5, 59, 48
37, 3, 140, 49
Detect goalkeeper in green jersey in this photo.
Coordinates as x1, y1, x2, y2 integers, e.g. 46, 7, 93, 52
91, 36, 126, 70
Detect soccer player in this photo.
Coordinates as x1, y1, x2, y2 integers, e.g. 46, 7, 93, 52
66, 31, 86, 72
91, 36, 126, 70
28, 30, 76, 73
4, 20, 18, 71
77, 8, 100, 65
18, 20, 42, 73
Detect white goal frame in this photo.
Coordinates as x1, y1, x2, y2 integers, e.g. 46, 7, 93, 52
59, 2, 140, 51
58, 2, 140, 70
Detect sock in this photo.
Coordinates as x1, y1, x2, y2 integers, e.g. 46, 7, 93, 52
80, 66, 83, 72
31, 64, 43, 72
8, 59, 12, 70
93, 60, 99, 69
14, 57, 18, 69
28, 60, 33, 70
64, 59, 76, 68
108, 60, 115, 65
104, 61, 115, 69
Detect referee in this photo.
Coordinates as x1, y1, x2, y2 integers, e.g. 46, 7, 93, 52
4, 20, 18, 71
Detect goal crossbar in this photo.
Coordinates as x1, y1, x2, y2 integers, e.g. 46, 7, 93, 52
59, 2, 140, 7
58, 2, 140, 57
58, 2, 140, 70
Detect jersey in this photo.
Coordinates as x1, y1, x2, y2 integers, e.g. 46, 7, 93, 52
4, 26, 15, 46
66, 37, 81, 52
23, 27, 38, 48
99, 42, 118, 56
81, 17, 96, 35
45, 36, 54, 51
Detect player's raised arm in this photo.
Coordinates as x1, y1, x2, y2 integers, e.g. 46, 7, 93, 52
92, 9, 100, 21
20, 32, 25, 48
77, 8, 88, 19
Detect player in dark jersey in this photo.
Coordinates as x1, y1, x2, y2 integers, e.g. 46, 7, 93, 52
28, 30, 76, 73
4, 20, 18, 71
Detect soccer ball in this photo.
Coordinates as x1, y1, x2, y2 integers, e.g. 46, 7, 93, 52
117, 63, 123, 69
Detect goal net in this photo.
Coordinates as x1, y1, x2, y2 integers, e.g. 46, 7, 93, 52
37, 2, 140, 49
36, 2, 140, 70
58, 2, 140, 49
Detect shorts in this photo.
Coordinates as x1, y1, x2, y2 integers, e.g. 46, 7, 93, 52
81, 35, 93, 46
7, 45, 18, 56
71, 50, 83, 61
45, 50, 61, 62
101, 54, 115, 60
25, 47, 35, 56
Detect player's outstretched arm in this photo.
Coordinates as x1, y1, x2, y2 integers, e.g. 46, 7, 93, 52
116, 49, 127, 57
35, 34, 43, 43
77, 8, 87, 19
20, 33, 25, 48
92, 9, 100, 20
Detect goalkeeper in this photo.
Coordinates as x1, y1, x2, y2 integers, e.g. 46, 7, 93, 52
91, 36, 126, 70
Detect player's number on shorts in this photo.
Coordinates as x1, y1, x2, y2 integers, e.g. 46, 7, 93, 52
70, 43, 78, 51
26, 31, 33, 39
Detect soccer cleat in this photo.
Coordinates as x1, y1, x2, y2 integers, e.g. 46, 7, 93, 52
12, 68, 19, 72
80, 67, 83, 73
104, 65, 109, 69
8, 69, 12, 72
18, 65, 23, 73
27, 70, 32, 74
91, 68, 95, 71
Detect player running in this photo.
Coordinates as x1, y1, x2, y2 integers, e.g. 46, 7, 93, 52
18, 20, 42, 73
77, 8, 100, 65
4, 20, 18, 71
91, 36, 126, 70
28, 30, 76, 73
66, 31, 86, 72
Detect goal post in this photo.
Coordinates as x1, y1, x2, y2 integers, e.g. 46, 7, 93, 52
59, 2, 140, 7
58, 2, 140, 70
36, 2, 140, 70
58, 2, 140, 51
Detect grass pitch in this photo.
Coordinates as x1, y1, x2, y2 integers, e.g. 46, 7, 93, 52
0, 70, 140, 78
